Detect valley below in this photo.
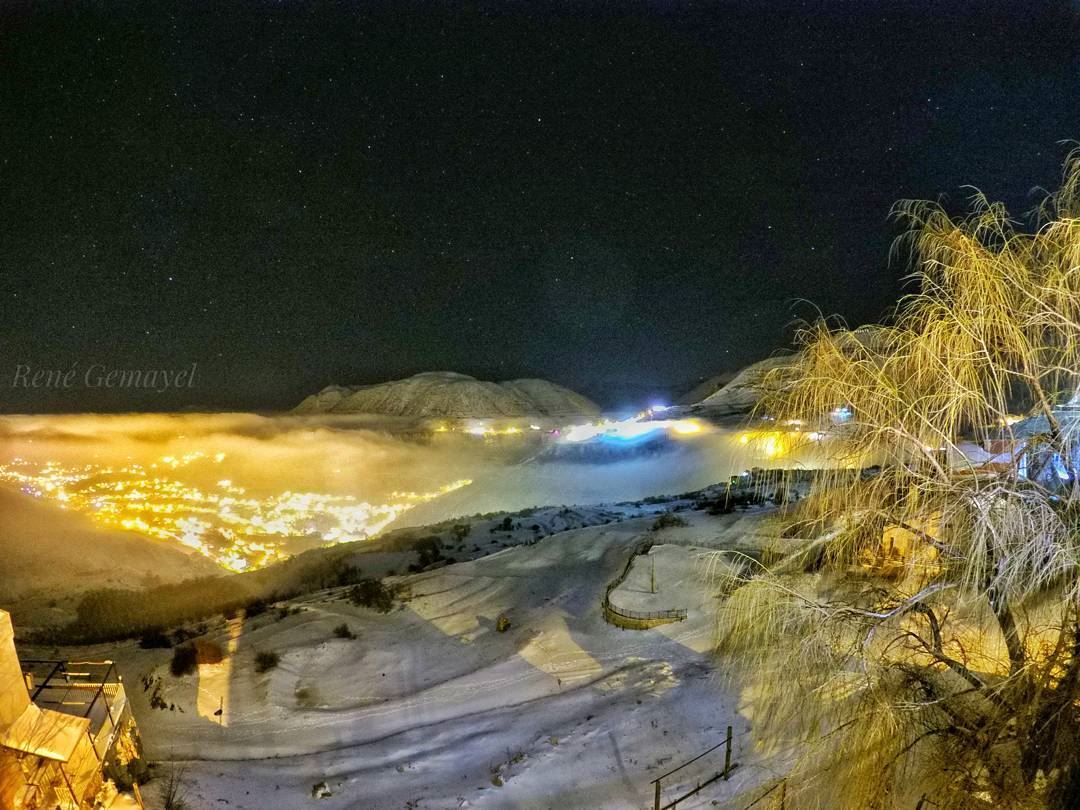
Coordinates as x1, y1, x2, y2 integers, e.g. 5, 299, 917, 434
0, 408, 821, 808
24, 504, 786, 809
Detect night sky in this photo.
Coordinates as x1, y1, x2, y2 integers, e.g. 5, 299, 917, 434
1, 1, 1079, 412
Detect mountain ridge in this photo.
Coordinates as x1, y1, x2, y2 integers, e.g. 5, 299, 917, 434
294, 372, 601, 418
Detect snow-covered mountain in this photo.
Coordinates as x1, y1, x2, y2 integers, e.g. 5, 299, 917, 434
677, 373, 734, 406
294, 372, 601, 419
692, 355, 794, 416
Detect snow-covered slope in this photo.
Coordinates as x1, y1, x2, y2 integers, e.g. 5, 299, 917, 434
676, 372, 733, 406
110, 508, 776, 809
693, 355, 794, 416
0, 487, 220, 623
294, 372, 600, 419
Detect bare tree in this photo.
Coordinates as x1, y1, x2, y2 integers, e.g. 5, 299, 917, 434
714, 153, 1080, 809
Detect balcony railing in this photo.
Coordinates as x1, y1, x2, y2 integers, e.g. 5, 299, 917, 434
20, 659, 128, 759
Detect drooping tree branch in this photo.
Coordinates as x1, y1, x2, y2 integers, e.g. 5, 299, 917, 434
715, 154, 1080, 807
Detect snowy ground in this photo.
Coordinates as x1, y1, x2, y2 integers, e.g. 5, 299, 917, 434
83, 507, 784, 810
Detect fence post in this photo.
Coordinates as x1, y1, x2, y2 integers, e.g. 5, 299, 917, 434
723, 725, 733, 779
654, 779, 661, 810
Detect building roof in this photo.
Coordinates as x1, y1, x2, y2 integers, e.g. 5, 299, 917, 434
0, 703, 90, 762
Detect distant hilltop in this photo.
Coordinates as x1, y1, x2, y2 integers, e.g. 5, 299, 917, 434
684, 355, 794, 416
294, 372, 601, 419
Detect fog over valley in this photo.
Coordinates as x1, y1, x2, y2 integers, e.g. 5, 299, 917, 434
0, 411, 828, 580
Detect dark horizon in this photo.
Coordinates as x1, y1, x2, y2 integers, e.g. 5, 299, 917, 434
2, 1, 1080, 413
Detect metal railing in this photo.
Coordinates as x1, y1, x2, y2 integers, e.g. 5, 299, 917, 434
21, 659, 124, 747
650, 725, 737, 809
607, 604, 689, 622
601, 540, 688, 625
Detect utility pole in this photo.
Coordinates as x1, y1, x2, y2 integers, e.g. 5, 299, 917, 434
650, 555, 656, 594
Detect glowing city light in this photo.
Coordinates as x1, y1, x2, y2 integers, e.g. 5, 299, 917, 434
670, 420, 702, 435
0, 454, 470, 572
734, 427, 827, 459
559, 417, 706, 444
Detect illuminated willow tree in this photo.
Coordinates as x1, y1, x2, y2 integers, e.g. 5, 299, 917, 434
716, 156, 1080, 809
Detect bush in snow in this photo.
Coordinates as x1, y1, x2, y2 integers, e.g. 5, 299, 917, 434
411, 536, 443, 567
139, 628, 172, 649
348, 579, 396, 613
169, 645, 198, 677
254, 651, 280, 673
332, 622, 356, 639
168, 640, 222, 677
651, 512, 688, 531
